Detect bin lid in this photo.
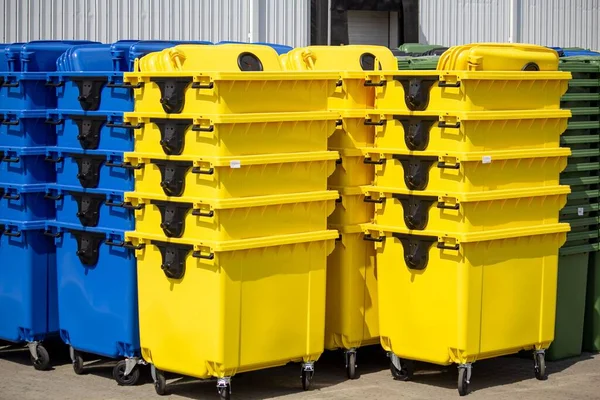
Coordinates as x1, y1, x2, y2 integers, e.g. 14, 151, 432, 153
217, 41, 293, 55
1, 43, 27, 72
57, 44, 114, 72
128, 41, 213, 71
20, 40, 99, 72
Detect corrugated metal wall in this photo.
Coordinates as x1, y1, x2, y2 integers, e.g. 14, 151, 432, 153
420, 0, 599, 49
419, 0, 511, 46
0, 0, 309, 47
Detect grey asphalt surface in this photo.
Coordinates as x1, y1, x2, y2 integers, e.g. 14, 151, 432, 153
0, 343, 598, 399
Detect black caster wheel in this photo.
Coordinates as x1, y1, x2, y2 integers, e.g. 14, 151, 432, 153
30, 344, 50, 371
72, 351, 85, 375
218, 385, 231, 400
154, 368, 167, 396
113, 360, 141, 386
458, 367, 470, 396
301, 369, 314, 391
346, 351, 357, 380
534, 352, 547, 381
390, 358, 413, 381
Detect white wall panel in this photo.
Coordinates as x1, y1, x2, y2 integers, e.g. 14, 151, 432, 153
518, 0, 599, 49
419, 0, 511, 46
419, 0, 600, 49
0, 0, 309, 47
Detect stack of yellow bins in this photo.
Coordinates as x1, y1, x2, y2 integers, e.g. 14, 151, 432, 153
361, 43, 572, 396
282, 45, 398, 379
122, 44, 340, 399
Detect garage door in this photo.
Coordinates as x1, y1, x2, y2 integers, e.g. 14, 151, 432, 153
347, 10, 399, 47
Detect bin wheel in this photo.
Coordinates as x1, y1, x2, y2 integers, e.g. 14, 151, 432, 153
458, 367, 470, 396
154, 368, 167, 395
301, 369, 314, 391
390, 358, 413, 381
113, 360, 140, 386
346, 351, 357, 380
534, 352, 547, 381
218, 385, 231, 400
72, 351, 85, 375
31, 344, 50, 371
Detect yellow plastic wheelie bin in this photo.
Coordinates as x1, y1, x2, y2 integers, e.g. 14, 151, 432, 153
282, 45, 397, 376
366, 223, 569, 395
127, 230, 337, 397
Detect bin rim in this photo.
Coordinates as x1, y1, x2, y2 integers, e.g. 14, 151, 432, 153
123, 110, 342, 123
361, 146, 571, 160
365, 70, 572, 81
355, 109, 572, 120
124, 190, 339, 210
0, 182, 48, 193
123, 70, 341, 82
0, 110, 49, 119
125, 229, 339, 252
362, 185, 571, 202
124, 150, 340, 166
363, 222, 570, 244
46, 183, 126, 197
0, 219, 46, 231
45, 220, 127, 238
560, 242, 600, 256
0, 145, 48, 156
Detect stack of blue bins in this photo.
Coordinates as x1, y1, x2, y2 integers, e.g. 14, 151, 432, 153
0, 40, 98, 371
43, 40, 213, 385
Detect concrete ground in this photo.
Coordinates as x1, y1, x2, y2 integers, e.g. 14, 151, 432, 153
0, 343, 598, 400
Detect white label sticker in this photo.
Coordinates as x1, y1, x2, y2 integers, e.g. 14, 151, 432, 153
230, 160, 241, 169
482, 156, 492, 164
578, 207, 585, 216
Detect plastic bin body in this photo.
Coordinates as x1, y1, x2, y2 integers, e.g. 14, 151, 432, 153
125, 111, 336, 157
126, 191, 337, 240
584, 251, 600, 352
370, 110, 570, 153
49, 72, 133, 112
0, 110, 56, 147
325, 226, 379, 351
0, 147, 54, 185
547, 245, 592, 360
0, 220, 58, 343
368, 70, 570, 112
47, 185, 134, 230
129, 230, 336, 379
0, 184, 54, 221
49, 149, 134, 191
124, 71, 339, 114
328, 186, 373, 226
368, 186, 569, 232
372, 150, 569, 192
372, 224, 568, 365
0, 74, 56, 110
126, 151, 337, 198
49, 111, 134, 152
329, 151, 374, 187
50, 223, 140, 358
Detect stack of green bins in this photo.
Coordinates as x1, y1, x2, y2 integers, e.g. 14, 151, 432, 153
548, 55, 600, 360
